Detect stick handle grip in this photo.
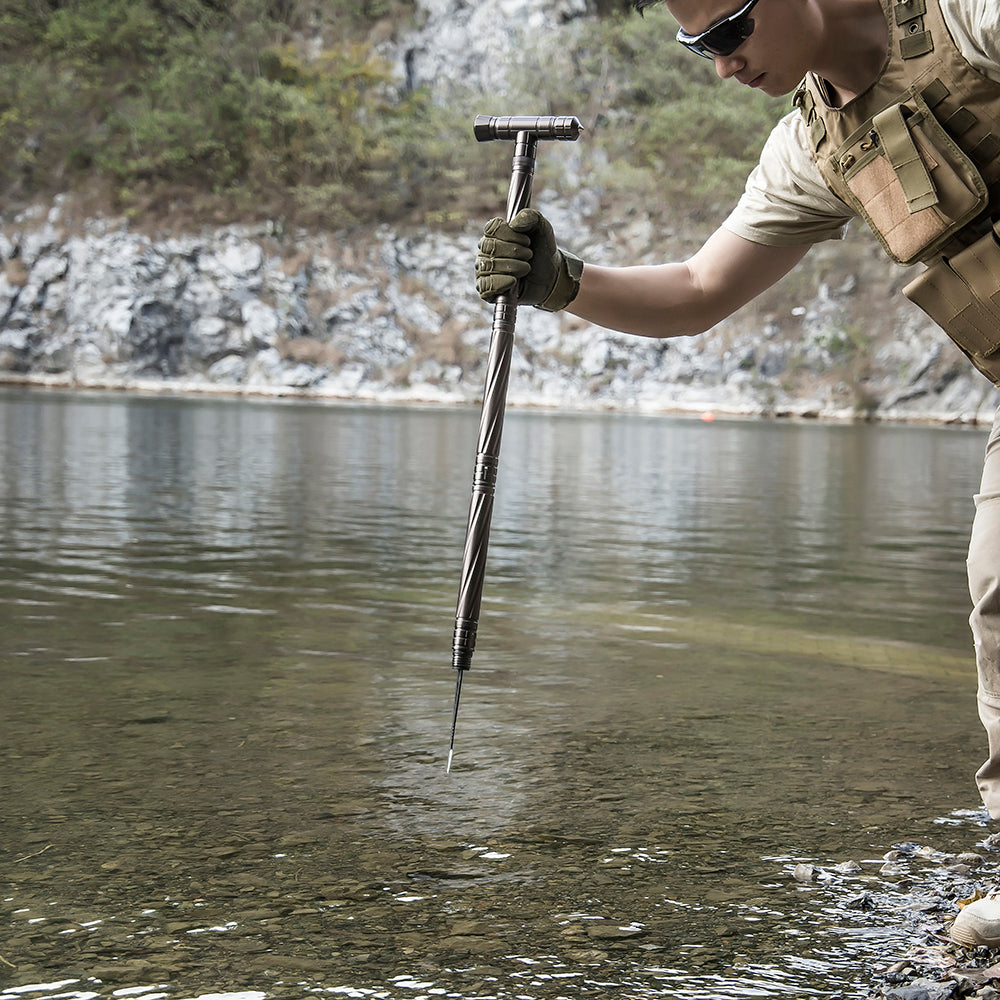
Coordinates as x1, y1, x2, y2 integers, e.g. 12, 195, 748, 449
474, 115, 584, 142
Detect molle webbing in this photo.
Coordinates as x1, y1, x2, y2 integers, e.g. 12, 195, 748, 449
794, 0, 1000, 266
872, 103, 937, 212
921, 78, 1000, 173
796, 76, 1000, 177
895, 0, 933, 59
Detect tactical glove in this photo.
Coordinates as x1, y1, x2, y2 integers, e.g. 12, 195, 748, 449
475, 208, 583, 312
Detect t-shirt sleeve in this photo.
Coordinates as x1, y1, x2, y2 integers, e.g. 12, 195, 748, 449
722, 110, 857, 247
940, 0, 1000, 81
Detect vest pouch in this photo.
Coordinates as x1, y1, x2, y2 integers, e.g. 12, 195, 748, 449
836, 88, 988, 265
902, 220, 1000, 384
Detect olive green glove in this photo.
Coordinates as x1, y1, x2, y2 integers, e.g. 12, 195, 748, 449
475, 208, 584, 312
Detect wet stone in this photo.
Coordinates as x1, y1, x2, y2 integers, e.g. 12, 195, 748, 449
203, 845, 243, 858
565, 948, 610, 962
794, 863, 818, 882
243, 954, 330, 973
882, 978, 960, 1000
449, 919, 491, 935
441, 935, 506, 954
237, 908, 289, 921
956, 853, 986, 867
686, 950, 721, 967
846, 892, 877, 910
219, 938, 268, 953
833, 860, 864, 874
585, 920, 645, 940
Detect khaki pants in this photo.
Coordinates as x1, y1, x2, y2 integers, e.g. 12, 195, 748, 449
970, 406, 1000, 817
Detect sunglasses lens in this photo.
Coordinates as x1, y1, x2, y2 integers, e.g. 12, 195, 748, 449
698, 17, 753, 56
701, 18, 752, 55
677, 0, 757, 58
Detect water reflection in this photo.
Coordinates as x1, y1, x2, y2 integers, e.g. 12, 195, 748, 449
0, 388, 994, 999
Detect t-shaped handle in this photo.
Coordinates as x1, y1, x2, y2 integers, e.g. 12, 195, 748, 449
474, 114, 584, 143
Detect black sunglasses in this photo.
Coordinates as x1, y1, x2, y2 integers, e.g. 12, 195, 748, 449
676, 0, 762, 58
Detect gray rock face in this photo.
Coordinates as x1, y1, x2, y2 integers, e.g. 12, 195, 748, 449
1, 202, 996, 422
392, 0, 591, 96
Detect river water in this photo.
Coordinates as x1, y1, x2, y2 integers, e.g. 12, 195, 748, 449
0, 388, 996, 1000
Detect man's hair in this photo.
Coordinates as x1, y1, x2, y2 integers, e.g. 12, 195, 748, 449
631, 0, 664, 10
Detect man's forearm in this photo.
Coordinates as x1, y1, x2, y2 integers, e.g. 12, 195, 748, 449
566, 229, 810, 340
568, 262, 718, 339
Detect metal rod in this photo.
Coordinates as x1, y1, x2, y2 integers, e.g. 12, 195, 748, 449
447, 133, 536, 771
446, 667, 463, 774
447, 115, 582, 773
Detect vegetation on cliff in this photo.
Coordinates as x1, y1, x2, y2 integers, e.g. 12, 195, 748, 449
0, 0, 787, 230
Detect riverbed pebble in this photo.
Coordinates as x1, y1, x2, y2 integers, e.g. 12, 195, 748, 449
866, 833, 1000, 999
794, 863, 818, 882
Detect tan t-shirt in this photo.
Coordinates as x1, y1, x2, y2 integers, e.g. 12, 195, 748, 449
722, 0, 1000, 247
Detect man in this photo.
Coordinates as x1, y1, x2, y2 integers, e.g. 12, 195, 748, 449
474, 0, 1000, 946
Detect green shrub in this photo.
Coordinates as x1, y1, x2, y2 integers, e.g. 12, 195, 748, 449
570, 10, 788, 213
0, 0, 788, 230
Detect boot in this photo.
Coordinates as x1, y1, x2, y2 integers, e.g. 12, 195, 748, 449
951, 892, 1000, 948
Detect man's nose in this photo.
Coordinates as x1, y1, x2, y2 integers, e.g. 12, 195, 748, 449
713, 52, 745, 79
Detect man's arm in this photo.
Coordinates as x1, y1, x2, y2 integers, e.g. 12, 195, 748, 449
569, 226, 810, 339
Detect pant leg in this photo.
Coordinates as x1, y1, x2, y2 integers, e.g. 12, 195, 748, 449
969, 406, 1000, 817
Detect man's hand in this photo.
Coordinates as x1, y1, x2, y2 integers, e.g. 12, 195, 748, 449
475, 208, 583, 312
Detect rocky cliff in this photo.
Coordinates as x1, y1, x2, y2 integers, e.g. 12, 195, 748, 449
1, 0, 998, 424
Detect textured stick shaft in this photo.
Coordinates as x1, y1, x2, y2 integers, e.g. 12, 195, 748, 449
451, 135, 536, 677
452, 299, 516, 669
448, 116, 582, 769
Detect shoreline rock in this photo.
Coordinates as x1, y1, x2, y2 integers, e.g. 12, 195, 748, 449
2, 205, 999, 426
0, 368, 994, 430
781, 822, 1000, 998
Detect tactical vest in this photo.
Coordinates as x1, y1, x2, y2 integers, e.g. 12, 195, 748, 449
794, 0, 1000, 383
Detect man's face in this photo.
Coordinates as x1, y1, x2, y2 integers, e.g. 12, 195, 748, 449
665, 0, 810, 97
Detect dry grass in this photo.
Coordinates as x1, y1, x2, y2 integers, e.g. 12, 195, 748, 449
275, 335, 345, 368
3, 259, 30, 287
